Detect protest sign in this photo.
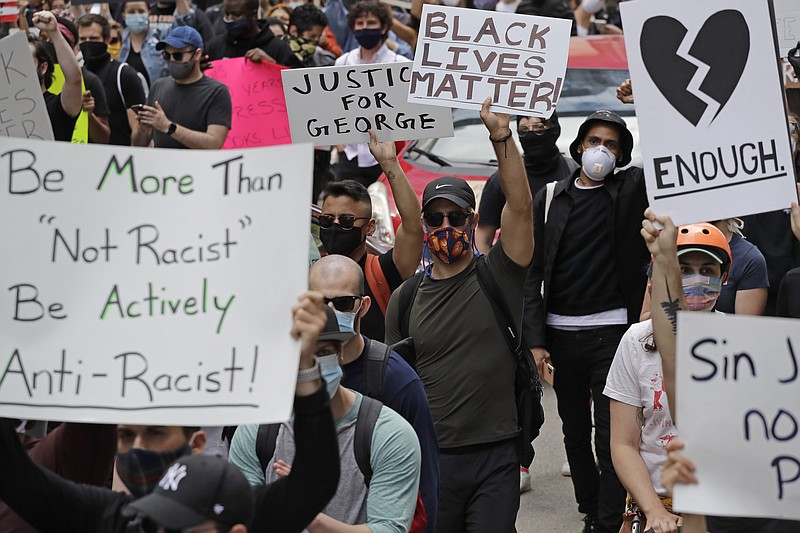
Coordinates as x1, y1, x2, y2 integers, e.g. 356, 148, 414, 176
283, 62, 453, 144
0, 32, 54, 141
675, 313, 800, 520
0, 139, 314, 425
408, 5, 571, 117
775, 0, 800, 58
206, 58, 291, 148
621, 0, 797, 226
0, 1, 16, 23
50, 64, 89, 144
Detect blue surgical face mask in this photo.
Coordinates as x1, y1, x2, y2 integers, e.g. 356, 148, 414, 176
333, 301, 362, 334
125, 13, 149, 34
316, 354, 342, 398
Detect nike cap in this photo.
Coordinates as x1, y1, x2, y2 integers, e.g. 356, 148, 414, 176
123, 455, 254, 530
422, 176, 475, 210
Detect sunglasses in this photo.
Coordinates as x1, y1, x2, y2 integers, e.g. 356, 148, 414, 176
161, 49, 196, 62
422, 210, 471, 228
318, 214, 369, 230
324, 295, 363, 312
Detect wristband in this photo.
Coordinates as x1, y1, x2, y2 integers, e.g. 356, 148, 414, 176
297, 361, 321, 383
489, 130, 513, 158
166, 122, 177, 136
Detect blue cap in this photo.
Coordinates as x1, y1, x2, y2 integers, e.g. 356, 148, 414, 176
156, 26, 204, 51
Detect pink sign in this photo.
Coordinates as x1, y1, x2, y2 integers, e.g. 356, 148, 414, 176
206, 57, 292, 148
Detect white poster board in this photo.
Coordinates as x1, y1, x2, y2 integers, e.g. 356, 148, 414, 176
408, 5, 571, 117
282, 62, 454, 145
621, 0, 797, 226
775, 0, 800, 58
0, 32, 54, 141
675, 313, 800, 520
0, 139, 314, 425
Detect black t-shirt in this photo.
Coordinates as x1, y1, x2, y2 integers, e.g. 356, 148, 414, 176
82, 67, 109, 118
146, 75, 232, 148
358, 249, 403, 342
125, 49, 151, 89
90, 60, 146, 145
43, 91, 78, 142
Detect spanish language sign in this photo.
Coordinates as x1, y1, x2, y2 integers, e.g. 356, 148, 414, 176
0, 138, 313, 425
621, 0, 797, 225
675, 313, 800, 520
206, 57, 291, 148
0, 32, 54, 141
775, 0, 800, 58
282, 62, 453, 144
408, 5, 571, 117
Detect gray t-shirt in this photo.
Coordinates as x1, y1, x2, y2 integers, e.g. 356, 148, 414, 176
385, 241, 527, 448
146, 75, 232, 149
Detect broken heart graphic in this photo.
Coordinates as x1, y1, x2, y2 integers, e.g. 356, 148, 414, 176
640, 10, 750, 126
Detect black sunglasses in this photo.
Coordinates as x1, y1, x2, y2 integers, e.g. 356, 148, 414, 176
324, 295, 363, 312
318, 214, 369, 230
422, 210, 471, 228
161, 49, 196, 62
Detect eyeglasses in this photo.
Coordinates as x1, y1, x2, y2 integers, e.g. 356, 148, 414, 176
324, 295, 363, 312
317, 214, 369, 230
161, 49, 197, 62
422, 210, 471, 228
518, 123, 552, 136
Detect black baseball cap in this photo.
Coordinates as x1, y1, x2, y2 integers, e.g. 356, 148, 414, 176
124, 455, 254, 530
569, 110, 634, 167
422, 176, 475, 210
318, 305, 355, 343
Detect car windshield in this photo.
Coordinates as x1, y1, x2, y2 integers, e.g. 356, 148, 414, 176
407, 68, 632, 167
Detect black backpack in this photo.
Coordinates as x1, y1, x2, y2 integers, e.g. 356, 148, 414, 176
394, 257, 545, 467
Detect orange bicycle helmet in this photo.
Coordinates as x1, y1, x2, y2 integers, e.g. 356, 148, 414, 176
676, 223, 732, 281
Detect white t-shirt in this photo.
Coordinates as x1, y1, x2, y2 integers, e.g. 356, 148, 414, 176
604, 320, 678, 496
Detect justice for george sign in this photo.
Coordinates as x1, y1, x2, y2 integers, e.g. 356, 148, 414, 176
0, 139, 313, 425
675, 313, 800, 520
282, 62, 453, 145
621, 0, 798, 225
408, 5, 571, 117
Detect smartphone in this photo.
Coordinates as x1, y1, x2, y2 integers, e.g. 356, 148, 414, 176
131, 104, 144, 114
542, 363, 555, 386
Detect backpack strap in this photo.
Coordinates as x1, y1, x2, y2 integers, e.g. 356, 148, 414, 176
365, 254, 392, 315
544, 181, 557, 224
475, 257, 522, 357
397, 271, 425, 340
354, 396, 383, 486
255, 423, 281, 474
116, 62, 127, 109
363, 338, 390, 402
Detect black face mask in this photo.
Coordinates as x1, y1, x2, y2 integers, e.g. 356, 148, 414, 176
320, 225, 364, 256
519, 122, 562, 175
79, 41, 109, 71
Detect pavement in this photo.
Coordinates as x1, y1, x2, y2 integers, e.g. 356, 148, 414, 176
516, 383, 588, 532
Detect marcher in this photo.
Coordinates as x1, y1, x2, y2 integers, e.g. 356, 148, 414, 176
285, 3, 335, 67
229, 305, 422, 533
385, 98, 534, 533
525, 110, 648, 532
119, 1, 170, 88
132, 26, 232, 149
710, 218, 768, 315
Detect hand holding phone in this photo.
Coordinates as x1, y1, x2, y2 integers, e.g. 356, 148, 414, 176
131, 104, 144, 114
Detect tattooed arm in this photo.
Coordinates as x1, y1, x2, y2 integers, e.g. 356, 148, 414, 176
641, 209, 684, 420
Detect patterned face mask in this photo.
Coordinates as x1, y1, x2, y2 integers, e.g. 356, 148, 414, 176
426, 226, 471, 264
681, 274, 723, 312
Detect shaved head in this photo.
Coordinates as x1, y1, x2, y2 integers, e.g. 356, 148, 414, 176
309, 255, 365, 295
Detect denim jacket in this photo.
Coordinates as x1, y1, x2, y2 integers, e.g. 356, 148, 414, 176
120, 27, 169, 86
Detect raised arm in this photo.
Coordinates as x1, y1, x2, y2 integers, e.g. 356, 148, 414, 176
480, 98, 533, 268
34, 10, 82, 117
368, 130, 423, 279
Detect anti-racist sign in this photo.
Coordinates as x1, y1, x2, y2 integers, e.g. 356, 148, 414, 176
282, 62, 454, 144
0, 32, 54, 141
408, 5, 571, 117
675, 313, 800, 520
621, 0, 797, 225
775, 0, 800, 58
0, 139, 314, 425
206, 58, 291, 149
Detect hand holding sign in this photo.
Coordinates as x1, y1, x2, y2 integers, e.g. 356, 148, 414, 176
367, 130, 396, 164
641, 208, 678, 260
291, 291, 328, 369
479, 96, 510, 138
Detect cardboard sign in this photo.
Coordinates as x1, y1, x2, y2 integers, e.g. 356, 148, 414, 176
675, 313, 800, 520
621, 0, 797, 225
282, 62, 454, 144
49, 64, 89, 144
408, 5, 571, 117
0, 32, 54, 141
775, 0, 800, 58
0, 139, 314, 425
206, 58, 292, 149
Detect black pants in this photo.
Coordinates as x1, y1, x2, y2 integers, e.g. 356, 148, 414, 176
547, 325, 628, 533
436, 439, 519, 533
334, 152, 383, 188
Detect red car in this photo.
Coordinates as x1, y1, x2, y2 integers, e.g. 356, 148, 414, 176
368, 35, 642, 245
